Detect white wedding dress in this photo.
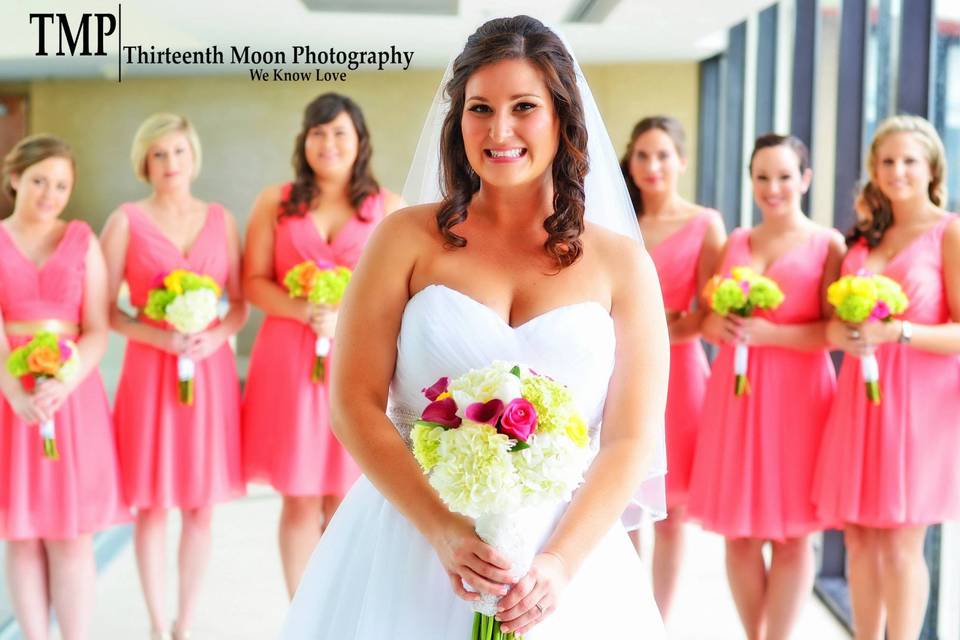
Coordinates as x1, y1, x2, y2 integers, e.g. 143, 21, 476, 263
280, 284, 666, 639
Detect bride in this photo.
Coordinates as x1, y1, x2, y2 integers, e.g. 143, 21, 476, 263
281, 15, 669, 638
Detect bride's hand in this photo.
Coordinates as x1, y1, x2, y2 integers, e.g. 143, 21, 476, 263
430, 514, 515, 600
496, 551, 569, 635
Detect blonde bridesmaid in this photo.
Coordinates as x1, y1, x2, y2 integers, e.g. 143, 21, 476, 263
101, 114, 248, 640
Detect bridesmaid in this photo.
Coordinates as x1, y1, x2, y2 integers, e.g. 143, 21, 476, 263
100, 114, 248, 640
688, 134, 843, 640
0, 135, 125, 639
619, 116, 725, 619
814, 115, 960, 640
242, 93, 402, 597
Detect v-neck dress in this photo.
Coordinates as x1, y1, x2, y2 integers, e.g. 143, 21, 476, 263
647, 209, 720, 509
0, 221, 128, 539
687, 227, 836, 540
242, 186, 386, 496
814, 214, 960, 527
113, 203, 244, 509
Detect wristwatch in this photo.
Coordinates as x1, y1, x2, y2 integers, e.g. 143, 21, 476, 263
898, 320, 913, 344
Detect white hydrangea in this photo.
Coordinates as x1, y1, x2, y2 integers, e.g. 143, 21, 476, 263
428, 422, 518, 518
447, 361, 522, 413
512, 431, 591, 506
164, 289, 220, 334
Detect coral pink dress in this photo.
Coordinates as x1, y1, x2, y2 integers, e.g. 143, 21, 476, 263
648, 210, 719, 508
687, 227, 836, 540
114, 203, 244, 509
814, 215, 960, 527
0, 221, 127, 539
242, 187, 387, 496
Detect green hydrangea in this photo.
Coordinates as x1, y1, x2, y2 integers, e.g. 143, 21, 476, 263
711, 280, 747, 315
748, 277, 785, 310
144, 288, 177, 321
520, 374, 574, 434
874, 275, 909, 314
411, 422, 444, 472
5, 331, 59, 377
836, 295, 875, 323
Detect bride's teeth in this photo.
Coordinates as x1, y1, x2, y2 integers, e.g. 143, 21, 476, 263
489, 149, 523, 158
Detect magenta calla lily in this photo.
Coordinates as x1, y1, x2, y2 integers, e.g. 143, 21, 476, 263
465, 399, 504, 426
500, 398, 537, 441
421, 397, 461, 428
421, 377, 450, 401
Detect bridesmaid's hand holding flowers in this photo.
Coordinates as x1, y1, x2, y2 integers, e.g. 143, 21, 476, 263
307, 303, 338, 339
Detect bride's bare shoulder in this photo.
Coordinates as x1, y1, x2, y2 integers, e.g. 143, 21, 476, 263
372, 202, 442, 245
582, 222, 647, 267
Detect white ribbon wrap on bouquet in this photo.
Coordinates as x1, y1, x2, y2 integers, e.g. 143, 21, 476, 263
315, 336, 331, 358
469, 503, 559, 617
860, 353, 879, 383
39, 418, 55, 441
734, 343, 749, 377
177, 354, 195, 382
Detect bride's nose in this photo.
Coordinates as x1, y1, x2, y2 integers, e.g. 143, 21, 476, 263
489, 111, 514, 143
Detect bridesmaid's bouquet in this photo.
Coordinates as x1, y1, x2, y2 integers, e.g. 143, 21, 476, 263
410, 362, 591, 640
704, 266, 785, 396
827, 272, 909, 404
283, 260, 351, 383
144, 269, 221, 405
6, 331, 80, 459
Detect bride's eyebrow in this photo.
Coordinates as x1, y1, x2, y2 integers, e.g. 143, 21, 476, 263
465, 93, 543, 102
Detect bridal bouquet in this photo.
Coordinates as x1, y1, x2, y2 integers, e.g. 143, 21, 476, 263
144, 269, 221, 405
6, 331, 81, 459
827, 272, 909, 404
410, 361, 591, 640
283, 260, 351, 383
704, 266, 785, 396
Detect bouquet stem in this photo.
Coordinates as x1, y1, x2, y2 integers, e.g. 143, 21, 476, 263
472, 613, 518, 640
733, 343, 750, 396
861, 353, 881, 405
312, 337, 331, 384
177, 354, 196, 406
40, 418, 58, 460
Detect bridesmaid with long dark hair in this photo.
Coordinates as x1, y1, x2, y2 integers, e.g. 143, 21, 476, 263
619, 116, 725, 620
814, 115, 960, 640
242, 93, 403, 597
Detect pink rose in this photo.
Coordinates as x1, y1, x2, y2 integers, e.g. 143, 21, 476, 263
465, 399, 504, 426
500, 398, 537, 441
421, 397, 461, 428
421, 377, 449, 401
870, 299, 891, 321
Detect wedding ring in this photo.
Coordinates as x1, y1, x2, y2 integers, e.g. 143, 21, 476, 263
535, 602, 544, 615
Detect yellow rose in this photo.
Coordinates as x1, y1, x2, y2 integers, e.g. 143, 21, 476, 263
827, 277, 851, 307
163, 270, 187, 295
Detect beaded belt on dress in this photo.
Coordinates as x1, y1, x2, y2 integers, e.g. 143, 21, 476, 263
386, 404, 421, 448
4, 319, 80, 336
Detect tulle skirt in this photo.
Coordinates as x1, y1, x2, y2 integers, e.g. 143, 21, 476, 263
280, 476, 665, 639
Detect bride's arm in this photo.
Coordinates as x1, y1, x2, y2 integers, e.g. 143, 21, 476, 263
497, 234, 669, 634
330, 207, 514, 599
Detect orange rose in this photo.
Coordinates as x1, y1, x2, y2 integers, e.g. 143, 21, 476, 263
702, 274, 722, 304
297, 263, 319, 290
27, 346, 60, 377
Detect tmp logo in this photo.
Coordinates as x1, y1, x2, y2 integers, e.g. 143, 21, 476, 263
29, 11, 119, 56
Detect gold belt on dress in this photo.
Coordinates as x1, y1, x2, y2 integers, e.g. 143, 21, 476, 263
4, 319, 81, 336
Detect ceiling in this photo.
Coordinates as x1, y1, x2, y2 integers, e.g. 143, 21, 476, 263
0, 0, 777, 80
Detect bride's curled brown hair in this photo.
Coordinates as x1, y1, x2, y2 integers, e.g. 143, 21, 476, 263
437, 15, 588, 268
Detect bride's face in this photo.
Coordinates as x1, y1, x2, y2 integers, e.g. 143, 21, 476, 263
461, 58, 560, 189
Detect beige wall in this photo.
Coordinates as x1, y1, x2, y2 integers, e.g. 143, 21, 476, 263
2, 62, 698, 353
